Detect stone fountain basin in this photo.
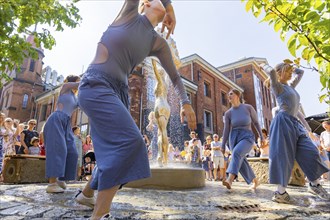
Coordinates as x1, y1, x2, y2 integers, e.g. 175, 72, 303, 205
125, 167, 205, 190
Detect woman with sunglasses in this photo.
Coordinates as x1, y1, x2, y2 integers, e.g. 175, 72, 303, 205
20, 119, 38, 154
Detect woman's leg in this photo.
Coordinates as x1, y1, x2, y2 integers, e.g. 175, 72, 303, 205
226, 139, 255, 184
91, 185, 119, 220
296, 135, 329, 182
44, 114, 68, 193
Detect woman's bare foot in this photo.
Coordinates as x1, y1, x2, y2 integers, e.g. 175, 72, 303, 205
250, 178, 260, 190
222, 179, 232, 189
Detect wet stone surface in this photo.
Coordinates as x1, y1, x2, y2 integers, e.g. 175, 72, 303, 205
0, 181, 329, 219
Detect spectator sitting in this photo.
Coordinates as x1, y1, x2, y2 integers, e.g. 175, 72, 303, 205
29, 137, 40, 155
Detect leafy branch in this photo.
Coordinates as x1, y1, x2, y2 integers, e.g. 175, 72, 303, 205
257, 0, 329, 64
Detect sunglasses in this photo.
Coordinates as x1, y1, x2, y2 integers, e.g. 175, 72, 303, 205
29, 123, 36, 125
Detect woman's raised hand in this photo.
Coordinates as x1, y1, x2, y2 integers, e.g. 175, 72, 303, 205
161, 3, 176, 39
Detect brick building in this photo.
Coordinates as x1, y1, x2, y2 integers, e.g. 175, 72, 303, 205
178, 54, 243, 142
0, 35, 66, 126
0, 35, 45, 122
218, 57, 275, 131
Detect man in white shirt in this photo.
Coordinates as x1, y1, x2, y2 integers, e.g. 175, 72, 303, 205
320, 121, 330, 162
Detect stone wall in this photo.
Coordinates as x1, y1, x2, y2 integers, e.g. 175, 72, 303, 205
238, 158, 305, 186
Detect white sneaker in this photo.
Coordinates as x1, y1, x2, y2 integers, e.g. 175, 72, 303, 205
56, 179, 67, 190
272, 191, 291, 204
75, 190, 95, 208
46, 183, 65, 193
308, 183, 330, 200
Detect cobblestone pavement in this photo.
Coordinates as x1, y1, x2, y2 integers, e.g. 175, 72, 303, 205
0, 180, 329, 219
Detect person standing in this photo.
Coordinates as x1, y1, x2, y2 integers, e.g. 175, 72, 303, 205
44, 75, 80, 193
73, 126, 83, 180
75, 1, 196, 219
261, 62, 329, 203
0, 113, 5, 181
320, 121, 330, 162
189, 131, 203, 162
320, 121, 330, 180
221, 89, 262, 190
211, 134, 225, 181
20, 119, 39, 154
82, 135, 93, 154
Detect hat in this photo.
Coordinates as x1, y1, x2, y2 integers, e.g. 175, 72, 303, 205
30, 137, 40, 145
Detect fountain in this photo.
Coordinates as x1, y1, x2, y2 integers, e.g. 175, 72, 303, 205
126, 31, 205, 190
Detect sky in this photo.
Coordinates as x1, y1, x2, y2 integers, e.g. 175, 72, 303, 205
42, 0, 328, 116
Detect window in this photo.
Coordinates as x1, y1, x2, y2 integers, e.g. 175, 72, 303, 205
40, 104, 47, 121
22, 94, 28, 109
221, 91, 227, 106
5, 92, 10, 108
204, 81, 211, 97
187, 93, 192, 103
253, 75, 264, 127
29, 59, 35, 72
204, 110, 213, 133
80, 124, 89, 137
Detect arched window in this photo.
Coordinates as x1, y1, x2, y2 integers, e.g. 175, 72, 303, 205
22, 94, 28, 109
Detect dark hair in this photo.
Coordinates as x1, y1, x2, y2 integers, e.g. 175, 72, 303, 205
229, 89, 244, 103
72, 126, 79, 133
192, 138, 198, 143
65, 75, 80, 83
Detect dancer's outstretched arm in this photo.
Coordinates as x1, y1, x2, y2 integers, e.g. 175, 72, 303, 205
149, 37, 196, 130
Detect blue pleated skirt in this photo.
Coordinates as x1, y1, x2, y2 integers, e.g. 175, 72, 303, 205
269, 111, 329, 186
78, 68, 150, 191
44, 111, 78, 180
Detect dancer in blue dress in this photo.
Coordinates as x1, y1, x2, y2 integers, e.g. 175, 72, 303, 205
44, 75, 80, 193
221, 89, 263, 190
261, 62, 329, 203
75, 1, 196, 219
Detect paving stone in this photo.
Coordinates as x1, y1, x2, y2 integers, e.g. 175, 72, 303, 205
18, 205, 52, 217
43, 207, 70, 218
0, 201, 22, 210
0, 216, 25, 220
0, 181, 329, 219
0, 204, 33, 215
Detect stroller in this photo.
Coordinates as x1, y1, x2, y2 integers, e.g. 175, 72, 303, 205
80, 150, 96, 181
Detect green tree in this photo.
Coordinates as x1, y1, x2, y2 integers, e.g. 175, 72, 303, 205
243, 0, 330, 108
0, 0, 82, 86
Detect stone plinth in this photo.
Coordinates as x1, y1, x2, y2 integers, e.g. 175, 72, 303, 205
125, 167, 205, 190
242, 158, 305, 186
2, 155, 47, 183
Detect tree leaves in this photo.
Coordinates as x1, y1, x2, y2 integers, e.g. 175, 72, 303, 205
0, 0, 82, 85
287, 33, 297, 57
242, 0, 330, 105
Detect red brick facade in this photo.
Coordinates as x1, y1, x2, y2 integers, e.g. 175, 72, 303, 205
218, 57, 275, 131
0, 35, 45, 123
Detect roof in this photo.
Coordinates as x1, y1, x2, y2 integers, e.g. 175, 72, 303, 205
217, 57, 269, 80
305, 112, 329, 121
180, 53, 243, 92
